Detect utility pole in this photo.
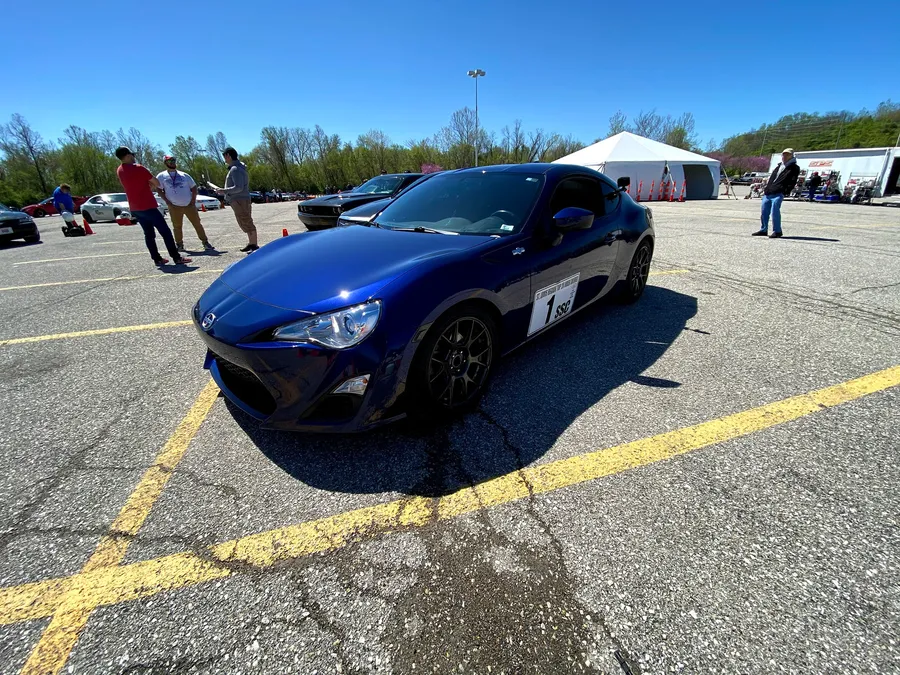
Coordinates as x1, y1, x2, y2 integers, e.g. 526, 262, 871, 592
467, 69, 485, 166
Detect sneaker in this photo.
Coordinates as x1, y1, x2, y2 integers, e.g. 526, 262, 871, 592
173, 256, 193, 264
769, 232, 783, 238
239, 244, 257, 253
176, 243, 186, 252
155, 258, 169, 266
203, 241, 215, 250
751, 230, 768, 236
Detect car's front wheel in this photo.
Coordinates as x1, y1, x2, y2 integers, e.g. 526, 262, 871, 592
620, 240, 653, 303
409, 305, 498, 421
23, 235, 40, 244
33, 208, 45, 218
82, 210, 94, 224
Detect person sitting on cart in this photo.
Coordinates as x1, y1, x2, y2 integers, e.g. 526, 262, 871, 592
52, 183, 75, 217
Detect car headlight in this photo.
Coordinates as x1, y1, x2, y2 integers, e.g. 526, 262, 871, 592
273, 301, 381, 349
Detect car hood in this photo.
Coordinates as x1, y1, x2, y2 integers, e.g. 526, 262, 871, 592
217, 225, 487, 313
340, 198, 392, 221
0, 211, 30, 222
302, 192, 391, 206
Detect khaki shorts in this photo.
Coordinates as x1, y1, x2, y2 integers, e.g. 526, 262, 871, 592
229, 198, 256, 233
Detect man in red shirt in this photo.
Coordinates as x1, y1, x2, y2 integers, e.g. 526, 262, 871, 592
115, 146, 191, 265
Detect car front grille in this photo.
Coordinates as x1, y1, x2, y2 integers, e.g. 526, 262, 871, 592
214, 356, 276, 416
299, 205, 336, 216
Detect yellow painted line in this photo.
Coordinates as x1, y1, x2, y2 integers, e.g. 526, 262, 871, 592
0, 269, 224, 292
1, 365, 898, 631
0, 321, 193, 347
13, 252, 146, 265
19, 381, 220, 675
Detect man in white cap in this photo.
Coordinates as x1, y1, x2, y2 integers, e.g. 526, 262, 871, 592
752, 148, 800, 239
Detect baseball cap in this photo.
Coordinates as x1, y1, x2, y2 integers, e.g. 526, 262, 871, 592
164, 155, 176, 162
115, 146, 134, 160
782, 148, 794, 155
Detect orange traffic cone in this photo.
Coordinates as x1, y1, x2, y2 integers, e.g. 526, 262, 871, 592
282, 228, 288, 237
201, 203, 207, 212
83, 219, 94, 235
649, 181, 655, 201
636, 180, 642, 202
679, 180, 686, 202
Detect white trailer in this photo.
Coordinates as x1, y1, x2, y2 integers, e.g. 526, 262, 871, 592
769, 147, 900, 198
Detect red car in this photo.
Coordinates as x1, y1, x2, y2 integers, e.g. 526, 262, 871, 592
21, 195, 88, 217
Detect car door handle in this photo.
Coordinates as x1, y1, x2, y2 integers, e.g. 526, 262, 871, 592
512, 247, 525, 256
603, 230, 622, 244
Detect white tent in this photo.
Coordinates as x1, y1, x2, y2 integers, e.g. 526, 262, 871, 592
553, 132, 721, 200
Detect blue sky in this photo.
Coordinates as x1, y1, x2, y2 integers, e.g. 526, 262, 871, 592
2, 0, 897, 153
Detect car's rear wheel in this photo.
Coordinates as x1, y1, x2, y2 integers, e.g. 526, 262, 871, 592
82, 210, 94, 224
33, 208, 45, 218
113, 207, 122, 218
409, 305, 498, 421
620, 240, 653, 303
23, 235, 40, 244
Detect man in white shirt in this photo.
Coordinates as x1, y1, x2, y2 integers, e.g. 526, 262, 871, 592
156, 155, 214, 251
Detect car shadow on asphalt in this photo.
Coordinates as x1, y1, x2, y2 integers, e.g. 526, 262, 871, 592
0, 241, 42, 250
228, 285, 698, 498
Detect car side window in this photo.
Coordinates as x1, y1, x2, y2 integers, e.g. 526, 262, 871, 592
600, 179, 621, 212
549, 176, 605, 219
89, 197, 101, 204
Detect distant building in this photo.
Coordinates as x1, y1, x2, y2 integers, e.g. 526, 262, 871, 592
769, 147, 900, 197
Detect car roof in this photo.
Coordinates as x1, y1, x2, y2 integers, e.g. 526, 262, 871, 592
447, 163, 593, 178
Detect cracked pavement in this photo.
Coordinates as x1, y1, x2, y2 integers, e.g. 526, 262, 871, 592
0, 198, 898, 674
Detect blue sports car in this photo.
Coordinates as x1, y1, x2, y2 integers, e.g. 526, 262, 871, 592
193, 163, 655, 432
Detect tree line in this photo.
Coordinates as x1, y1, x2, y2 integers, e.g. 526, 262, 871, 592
2, 100, 897, 206
0, 110, 584, 207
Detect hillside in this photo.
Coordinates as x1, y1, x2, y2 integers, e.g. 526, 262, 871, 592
722, 100, 900, 157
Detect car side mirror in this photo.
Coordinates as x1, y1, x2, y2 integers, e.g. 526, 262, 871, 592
617, 177, 631, 192
553, 207, 594, 232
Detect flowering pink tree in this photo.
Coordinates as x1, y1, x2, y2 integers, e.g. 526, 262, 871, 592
421, 163, 443, 174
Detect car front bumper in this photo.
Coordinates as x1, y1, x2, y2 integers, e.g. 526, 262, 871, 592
297, 213, 338, 230
194, 317, 406, 433
0, 220, 39, 242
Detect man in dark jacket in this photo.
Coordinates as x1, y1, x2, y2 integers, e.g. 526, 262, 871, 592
807, 172, 822, 201
752, 148, 800, 238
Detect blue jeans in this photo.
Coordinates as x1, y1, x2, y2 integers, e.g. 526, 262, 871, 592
132, 208, 179, 262
760, 193, 784, 234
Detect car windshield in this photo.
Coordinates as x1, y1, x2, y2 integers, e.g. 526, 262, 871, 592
375, 171, 544, 236
0, 202, 12, 212
354, 176, 405, 195
106, 193, 128, 202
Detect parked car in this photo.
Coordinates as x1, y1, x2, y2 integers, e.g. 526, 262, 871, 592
21, 195, 88, 217
80, 193, 168, 223
297, 173, 424, 230
194, 194, 222, 211
732, 172, 770, 185
0, 202, 40, 244
249, 192, 265, 204
337, 172, 443, 227
195, 163, 654, 432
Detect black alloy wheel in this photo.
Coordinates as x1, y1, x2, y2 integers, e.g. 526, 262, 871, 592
622, 240, 653, 303
412, 306, 497, 419
33, 208, 45, 218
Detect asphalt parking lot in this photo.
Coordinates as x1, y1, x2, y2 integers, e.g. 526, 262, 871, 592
0, 195, 898, 675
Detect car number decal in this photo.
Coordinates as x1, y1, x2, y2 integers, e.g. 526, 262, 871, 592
527, 273, 579, 336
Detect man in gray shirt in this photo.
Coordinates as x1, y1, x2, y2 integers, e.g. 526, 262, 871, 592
217, 147, 258, 253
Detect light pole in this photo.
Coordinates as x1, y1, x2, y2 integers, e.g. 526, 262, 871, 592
467, 69, 485, 166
